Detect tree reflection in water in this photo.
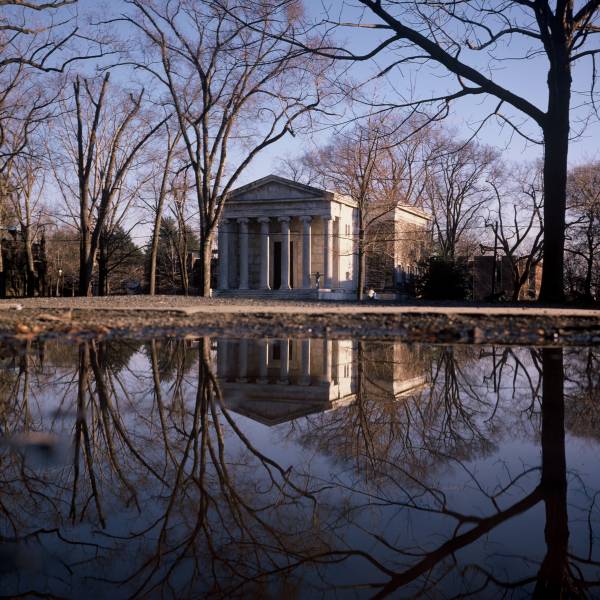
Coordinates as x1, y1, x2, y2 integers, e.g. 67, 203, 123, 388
0, 337, 598, 598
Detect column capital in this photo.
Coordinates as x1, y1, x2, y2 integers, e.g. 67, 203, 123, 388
299, 215, 312, 223
257, 216, 270, 224
277, 216, 291, 223
322, 214, 333, 221
237, 217, 249, 224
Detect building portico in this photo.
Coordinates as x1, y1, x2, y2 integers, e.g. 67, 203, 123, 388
215, 175, 357, 299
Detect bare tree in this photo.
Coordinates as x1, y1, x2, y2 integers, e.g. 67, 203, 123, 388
565, 161, 600, 302
9, 160, 48, 295
53, 73, 167, 296
117, 0, 329, 296
278, 0, 600, 303
485, 167, 544, 301
288, 114, 429, 299
144, 123, 181, 296
424, 133, 497, 261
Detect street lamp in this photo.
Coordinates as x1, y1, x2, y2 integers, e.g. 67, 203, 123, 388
56, 268, 63, 297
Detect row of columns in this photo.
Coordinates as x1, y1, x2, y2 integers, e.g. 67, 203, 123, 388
219, 216, 334, 290
218, 339, 332, 385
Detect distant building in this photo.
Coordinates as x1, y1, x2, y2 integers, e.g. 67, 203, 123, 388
472, 255, 542, 301
214, 174, 431, 300
365, 204, 431, 295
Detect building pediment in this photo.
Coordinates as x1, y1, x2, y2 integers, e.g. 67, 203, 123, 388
228, 174, 331, 203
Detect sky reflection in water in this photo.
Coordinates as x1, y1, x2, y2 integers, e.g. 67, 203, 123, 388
0, 337, 599, 598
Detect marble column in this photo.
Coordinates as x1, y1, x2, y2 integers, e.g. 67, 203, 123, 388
238, 218, 249, 290
258, 339, 269, 383
278, 339, 290, 384
238, 339, 248, 382
258, 217, 270, 290
218, 219, 229, 290
300, 339, 311, 385
300, 216, 312, 289
323, 216, 333, 289
278, 217, 291, 290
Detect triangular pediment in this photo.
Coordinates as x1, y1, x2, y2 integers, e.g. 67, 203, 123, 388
228, 174, 330, 202
229, 399, 325, 426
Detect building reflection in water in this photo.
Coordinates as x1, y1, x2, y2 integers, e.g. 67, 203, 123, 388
0, 338, 599, 598
215, 338, 426, 425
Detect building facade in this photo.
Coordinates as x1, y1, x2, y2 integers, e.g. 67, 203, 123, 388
215, 338, 426, 426
215, 175, 357, 299
215, 174, 431, 300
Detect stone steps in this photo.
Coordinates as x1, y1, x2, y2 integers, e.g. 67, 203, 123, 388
213, 289, 319, 300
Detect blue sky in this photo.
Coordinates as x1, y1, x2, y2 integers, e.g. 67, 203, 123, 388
52, 0, 600, 242
80, 0, 600, 182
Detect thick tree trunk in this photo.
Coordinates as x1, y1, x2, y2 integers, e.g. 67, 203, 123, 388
533, 347, 569, 598
79, 224, 93, 296
149, 212, 162, 295
199, 233, 213, 297
539, 59, 571, 304
357, 222, 366, 301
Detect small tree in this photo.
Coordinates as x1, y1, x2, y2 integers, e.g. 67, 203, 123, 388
416, 256, 469, 301
424, 134, 497, 261
98, 225, 144, 294
485, 166, 544, 302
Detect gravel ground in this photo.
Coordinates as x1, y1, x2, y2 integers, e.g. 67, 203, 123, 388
1, 295, 599, 345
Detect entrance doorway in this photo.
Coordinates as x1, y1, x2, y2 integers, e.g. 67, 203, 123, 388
273, 241, 294, 290
273, 242, 281, 289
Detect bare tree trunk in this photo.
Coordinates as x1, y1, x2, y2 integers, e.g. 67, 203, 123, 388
97, 232, 108, 296
539, 59, 570, 304
22, 224, 36, 297
534, 347, 569, 597
149, 217, 161, 295
149, 132, 178, 296
199, 233, 213, 297
178, 244, 189, 296
79, 237, 94, 296
357, 213, 366, 301
584, 225, 594, 301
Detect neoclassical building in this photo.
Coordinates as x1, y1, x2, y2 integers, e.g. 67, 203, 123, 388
215, 174, 430, 299
214, 338, 427, 426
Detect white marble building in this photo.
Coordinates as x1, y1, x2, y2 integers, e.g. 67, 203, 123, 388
214, 174, 431, 299
215, 175, 358, 299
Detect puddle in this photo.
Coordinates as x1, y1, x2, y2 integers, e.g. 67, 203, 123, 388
0, 336, 599, 597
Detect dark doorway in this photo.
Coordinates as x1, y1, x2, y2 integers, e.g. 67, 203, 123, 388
273, 242, 281, 289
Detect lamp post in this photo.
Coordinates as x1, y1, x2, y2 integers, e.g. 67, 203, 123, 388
56, 268, 63, 297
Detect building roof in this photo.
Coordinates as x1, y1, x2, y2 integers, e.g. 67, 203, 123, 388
228, 174, 331, 200
228, 174, 430, 219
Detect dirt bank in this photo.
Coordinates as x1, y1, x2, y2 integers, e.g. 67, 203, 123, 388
1, 296, 599, 345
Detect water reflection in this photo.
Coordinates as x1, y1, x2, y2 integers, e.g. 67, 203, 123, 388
0, 337, 599, 598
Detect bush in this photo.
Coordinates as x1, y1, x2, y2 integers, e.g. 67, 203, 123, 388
416, 257, 469, 301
